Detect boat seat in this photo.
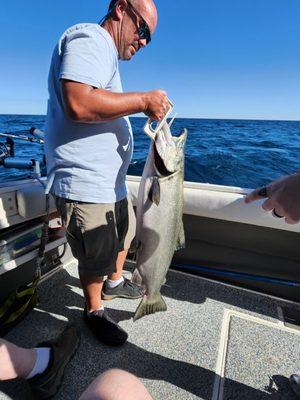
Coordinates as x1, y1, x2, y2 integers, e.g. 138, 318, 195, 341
0, 179, 56, 229
17, 185, 56, 220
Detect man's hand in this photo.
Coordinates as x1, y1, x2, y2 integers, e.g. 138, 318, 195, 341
245, 173, 300, 224
141, 90, 170, 121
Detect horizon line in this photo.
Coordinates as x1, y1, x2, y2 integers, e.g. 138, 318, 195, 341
0, 113, 299, 123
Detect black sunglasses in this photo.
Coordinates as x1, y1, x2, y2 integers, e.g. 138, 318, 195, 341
101, 0, 152, 45
125, 0, 152, 44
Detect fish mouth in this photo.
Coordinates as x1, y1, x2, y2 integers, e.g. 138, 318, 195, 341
153, 128, 187, 177
153, 143, 172, 177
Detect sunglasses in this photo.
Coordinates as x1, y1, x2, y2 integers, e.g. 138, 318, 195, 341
126, 0, 151, 44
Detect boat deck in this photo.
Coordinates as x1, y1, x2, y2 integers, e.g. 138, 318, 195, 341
1, 260, 300, 400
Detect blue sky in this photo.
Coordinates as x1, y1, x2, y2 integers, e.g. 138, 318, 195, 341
1, 0, 300, 120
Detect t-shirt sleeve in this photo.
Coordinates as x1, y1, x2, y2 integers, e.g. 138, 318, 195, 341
59, 30, 115, 89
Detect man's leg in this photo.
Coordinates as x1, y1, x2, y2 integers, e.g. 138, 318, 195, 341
0, 325, 79, 399
108, 249, 128, 281
0, 339, 36, 380
56, 198, 136, 346
80, 274, 104, 312
102, 198, 144, 300
79, 369, 154, 400
79, 270, 128, 346
103, 249, 143, 300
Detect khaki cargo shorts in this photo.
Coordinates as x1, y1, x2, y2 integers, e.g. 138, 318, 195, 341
55, 196, 136, 277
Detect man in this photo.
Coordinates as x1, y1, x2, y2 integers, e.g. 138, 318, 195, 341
245, 172, 300, 397
44, 0, 169, 346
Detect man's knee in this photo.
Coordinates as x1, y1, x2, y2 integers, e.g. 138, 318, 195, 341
79, 369, 128, 400
79, 369, 152, 400
0, 339, 7, 357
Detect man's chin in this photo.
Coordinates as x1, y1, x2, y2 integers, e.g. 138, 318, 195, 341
121, 53, 133, 61
119, 45, 137, 60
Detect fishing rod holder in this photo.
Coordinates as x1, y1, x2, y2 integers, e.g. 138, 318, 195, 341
2, 158, 38, 170
0, 128, 45, 178
0, 138, 14, 160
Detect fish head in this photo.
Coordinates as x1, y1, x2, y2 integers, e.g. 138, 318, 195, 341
153, 124, 187, 176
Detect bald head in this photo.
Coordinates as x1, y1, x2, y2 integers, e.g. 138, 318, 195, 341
130, 0, 158, 33
107, 0, 157, 33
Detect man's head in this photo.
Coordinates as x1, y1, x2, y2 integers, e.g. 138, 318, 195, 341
102, 0, 158, 60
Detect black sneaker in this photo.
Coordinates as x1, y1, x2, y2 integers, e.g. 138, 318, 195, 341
28, 324, 79, 399
83, 308, 128, 346
290, 374, 300, 397
102, 278, 144, 300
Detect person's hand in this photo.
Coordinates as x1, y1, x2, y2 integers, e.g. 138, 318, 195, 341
142, 90, 170, 121
244, 173, 300, 224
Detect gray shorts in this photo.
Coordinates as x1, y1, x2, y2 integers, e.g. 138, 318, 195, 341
55, 196, 136, 277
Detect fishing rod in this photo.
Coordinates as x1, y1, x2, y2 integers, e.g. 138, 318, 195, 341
0, 128, 44, 144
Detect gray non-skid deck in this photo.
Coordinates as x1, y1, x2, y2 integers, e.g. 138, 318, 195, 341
1, 260, 300, 400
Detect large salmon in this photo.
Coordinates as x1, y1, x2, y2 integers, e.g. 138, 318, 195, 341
132, 122, 187, 321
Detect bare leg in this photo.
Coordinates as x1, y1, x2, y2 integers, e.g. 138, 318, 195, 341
80, 274, 104, 311
108, 250, 128, 281
79, 369, 154, 400
80, 249, 128, 308
0, 339, 36, 380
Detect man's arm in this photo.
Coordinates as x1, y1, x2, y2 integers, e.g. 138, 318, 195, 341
245, 172, 300, 224
61, 80, 169, 123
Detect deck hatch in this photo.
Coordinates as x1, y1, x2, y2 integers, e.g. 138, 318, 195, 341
282, 307, 300, 331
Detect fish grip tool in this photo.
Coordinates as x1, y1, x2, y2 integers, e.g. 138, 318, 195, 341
144, 100, 176, 140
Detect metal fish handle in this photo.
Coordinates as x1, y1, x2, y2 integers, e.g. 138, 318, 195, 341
144, 99, 175, 141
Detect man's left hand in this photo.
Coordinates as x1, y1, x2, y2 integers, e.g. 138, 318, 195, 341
245, 173, 300, 224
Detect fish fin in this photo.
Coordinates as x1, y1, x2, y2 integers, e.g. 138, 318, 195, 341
133, 294, 167, 322
132, 268, 143, 286
175, 221, 185, 251
148, 177, 160, 206
176, 129, 188, 147
129, 239, 141, 254
127, 240, 142, 261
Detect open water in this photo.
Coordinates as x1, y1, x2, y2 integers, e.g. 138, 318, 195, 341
0, 114, 299, 189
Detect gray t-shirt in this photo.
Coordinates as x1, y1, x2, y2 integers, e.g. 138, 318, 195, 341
44, 23, 133, 203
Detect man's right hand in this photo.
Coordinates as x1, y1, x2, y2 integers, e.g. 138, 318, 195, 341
142, 90, 170, 121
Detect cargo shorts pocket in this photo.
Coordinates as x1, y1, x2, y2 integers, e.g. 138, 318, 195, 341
55, 197, 87, 261
65, 206, 87, 261
72, 204, 119, 266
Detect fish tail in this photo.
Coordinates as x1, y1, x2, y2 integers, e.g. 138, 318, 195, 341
133, 294, 167, 322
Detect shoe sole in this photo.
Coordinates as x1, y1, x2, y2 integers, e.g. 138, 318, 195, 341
101, 293, 143, 301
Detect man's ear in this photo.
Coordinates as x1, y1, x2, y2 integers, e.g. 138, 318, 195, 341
115, 0, 127, 18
